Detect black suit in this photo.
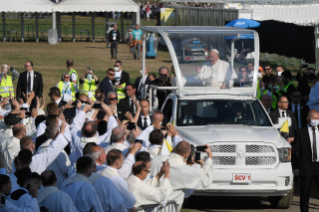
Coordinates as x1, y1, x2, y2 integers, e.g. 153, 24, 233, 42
269, 109, 298, 138
135, 75, 150, 97
16, 71, 43, 110
99, 77, 115, 104
149, 78, 171, 110
288, 103, 310, 129
292, 126, 319, 212
137, 115, 152, 130
119, 71, 130, 85
117, 97, 138, 121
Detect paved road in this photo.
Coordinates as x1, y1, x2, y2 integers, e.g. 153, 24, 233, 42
185, 185, 319, 212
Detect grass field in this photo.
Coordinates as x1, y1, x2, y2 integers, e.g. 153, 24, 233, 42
0, 41, 172, 102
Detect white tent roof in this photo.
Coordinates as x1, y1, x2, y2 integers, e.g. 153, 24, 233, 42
0, 0, 54, 12
167, 0, 319, 4
55, 0, 139, 12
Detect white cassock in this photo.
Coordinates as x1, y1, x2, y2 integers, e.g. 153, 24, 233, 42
38, 186, 77, 212
68, 163, 107, 178
7, 187, 32, 208
37, 139, 71, 189
145, 144, 162, 159
1, 198, 39, 212
62, 173, 103, 212
98, 167, 136, 209
88, 172, 125, 212
1, 128, 13, 139
198, 59, 237, 87
36, 121, 72, 142
30, 133, 69, 175
0, 136, 20, 174
150, 153, 213, 210
9, 172, 19, 193
104, 142, 129, 155
69, 111, 117, 165
127, 175, 173, 208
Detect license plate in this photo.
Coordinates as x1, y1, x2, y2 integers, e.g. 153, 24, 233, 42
232, 173, 251, 183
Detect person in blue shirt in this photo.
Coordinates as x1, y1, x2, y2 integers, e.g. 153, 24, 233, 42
130, 24, 143, 60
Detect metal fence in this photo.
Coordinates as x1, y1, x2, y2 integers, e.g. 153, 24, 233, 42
128, 200, 178, 212
164, 6, 238, 26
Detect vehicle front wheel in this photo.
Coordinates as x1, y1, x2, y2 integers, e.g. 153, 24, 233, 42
268, 186, 294, 209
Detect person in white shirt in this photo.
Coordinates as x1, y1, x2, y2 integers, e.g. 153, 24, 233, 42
151, 141, 213, 209
8, 172, 42, 208
20, 121, 69, 175
145, 129, 163, 159
0, 174, 40, 212
307, 74, 319, 112
0, 123, 26, 174
37, 125, 71, 189
127, 160, 172, 208
39, 170, 77, 212
98, 149, 136, 209
197, 49, 237, 88
62, 156, 103, 212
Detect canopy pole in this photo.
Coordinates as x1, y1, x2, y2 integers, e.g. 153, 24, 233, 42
57, 12, 61, 42
92, 12, 95, 43
2, 12, 5, 42
72, 12, 75, 42
21, 13, 24, 42
36, 13, 39, 43
120, 13, 124, 43
136, 6, 140, 25
52, 12, 56, 30
142, 34, 146, 99
106, 12, 109, 23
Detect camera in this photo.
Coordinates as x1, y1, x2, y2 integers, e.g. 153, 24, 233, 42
196, 146, 207, 152
127, 122, 136, 130
195, 152, 201, 162
0, 194, 6, 207
135, 139, 143, 144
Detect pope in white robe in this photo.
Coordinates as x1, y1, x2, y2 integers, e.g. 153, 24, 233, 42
88, 172, 126, 212
62, 173, 103, 212
197, 49, 237, 88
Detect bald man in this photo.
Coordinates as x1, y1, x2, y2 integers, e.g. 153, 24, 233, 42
292, 109, 319, 212
0, 123, 26, 174
150, 141, 213, 210
197, 49, 237, 88
127, 161, 172, 208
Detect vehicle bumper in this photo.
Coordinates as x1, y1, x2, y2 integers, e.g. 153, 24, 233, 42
194, 162, 293, 197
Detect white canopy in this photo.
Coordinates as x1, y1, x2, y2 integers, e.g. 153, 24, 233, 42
0, 0, 54, 12
55, 0, 139, 12
166, 0, 319, 4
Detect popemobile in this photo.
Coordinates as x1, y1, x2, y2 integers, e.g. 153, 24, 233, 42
140, 26, 294, 209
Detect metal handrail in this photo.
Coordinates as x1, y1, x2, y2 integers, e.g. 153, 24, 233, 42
128, 200, 178, 212
148, 85, 177, 111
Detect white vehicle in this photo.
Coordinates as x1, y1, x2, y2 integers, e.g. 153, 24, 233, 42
140, 26, 294, 209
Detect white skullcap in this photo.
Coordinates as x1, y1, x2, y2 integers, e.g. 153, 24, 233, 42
211, 49, 219, 55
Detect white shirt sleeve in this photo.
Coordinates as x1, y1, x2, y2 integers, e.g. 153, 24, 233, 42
30, 134, 68, 174
71, 111, 86, 132
118, 154, 135, 179
173, 135, 183, 147
3, 198, 40, 212
71, 73, 77, 81
36, 122, 46, 138
117, 178, 136, 209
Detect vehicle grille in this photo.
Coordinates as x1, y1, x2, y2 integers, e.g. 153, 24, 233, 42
213, 157, 236, 165
210, 143, 277, 167
191, 51, 205, 56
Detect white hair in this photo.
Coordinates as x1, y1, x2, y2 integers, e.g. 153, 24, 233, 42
90, 150, 104, 160
210, 49, 219, 55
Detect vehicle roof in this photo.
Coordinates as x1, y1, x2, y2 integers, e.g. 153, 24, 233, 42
142, 26, 255, 34
170, 93, 256, 101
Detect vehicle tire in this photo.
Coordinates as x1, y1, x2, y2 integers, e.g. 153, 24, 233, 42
268, 185, 294, 209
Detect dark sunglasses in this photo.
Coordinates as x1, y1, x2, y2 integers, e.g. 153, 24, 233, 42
109, 98, 117, 101
108, 73, 115, 76
265, 68, 271, 70
160, 74, 167, 77
64, 76, 70, 78
79, 100, 88, 104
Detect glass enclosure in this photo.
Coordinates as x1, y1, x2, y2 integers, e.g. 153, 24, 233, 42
177, 99, 271, 127
166, 32, 257, 90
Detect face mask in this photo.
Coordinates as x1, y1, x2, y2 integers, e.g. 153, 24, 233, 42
309, 82, 314, 88
63, 81, 70, 85
87, 74, 92, 81
114, 67, 119, 72
310, 119, 319, 126
114, 77, 121, 82
260, 87, 265, 91
277, 72, 282, 77
258, 73, 262, 78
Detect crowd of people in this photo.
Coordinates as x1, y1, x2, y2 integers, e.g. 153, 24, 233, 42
0, 55, 319, 212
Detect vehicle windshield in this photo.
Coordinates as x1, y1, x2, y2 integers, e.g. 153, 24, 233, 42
167, 32, 256, 90
177, 99, 271, 126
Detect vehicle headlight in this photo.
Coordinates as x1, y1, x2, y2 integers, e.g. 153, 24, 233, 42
277, 148, 291, 162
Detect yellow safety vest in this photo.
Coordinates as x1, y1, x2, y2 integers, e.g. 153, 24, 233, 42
82, 79, 97, 101
281, 81, 296, 94
257, 89, 268, 100
114, 83, 126, 103
271, 87, 280, 109
57, 81, 76, 101
0, 75, 14, 98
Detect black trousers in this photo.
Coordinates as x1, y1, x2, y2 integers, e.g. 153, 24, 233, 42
111, 41, 118, 59
300, 163, 319, 212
